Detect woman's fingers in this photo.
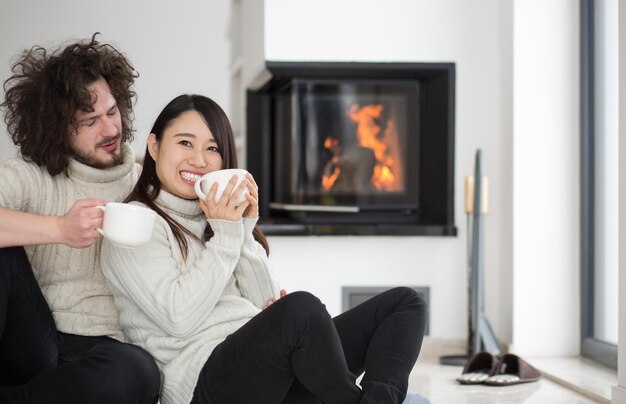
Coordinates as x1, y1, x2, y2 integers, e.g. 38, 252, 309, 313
242, 175, 260, 219
263, 291, 288, 310
264, 297, 277, 309
201, 175, 253, 221
205, 182, 218, 206
234, 199, 251, 216
199, 173, 265, 222
246, 173, 259, 194
228, 179, 249, 208
199, 198, 210, 217
219, 175, 239, 205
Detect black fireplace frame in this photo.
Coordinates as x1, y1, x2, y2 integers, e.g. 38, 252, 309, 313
247, 61, 456, 236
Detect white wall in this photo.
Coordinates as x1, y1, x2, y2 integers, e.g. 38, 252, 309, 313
0, 0, 232, 162
511, 0, 580, 357
241, 0, 515, 341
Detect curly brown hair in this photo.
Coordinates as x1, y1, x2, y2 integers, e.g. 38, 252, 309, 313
1, 33, 138, 176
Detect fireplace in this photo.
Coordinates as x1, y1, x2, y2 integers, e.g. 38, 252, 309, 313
247, 62, 456, 236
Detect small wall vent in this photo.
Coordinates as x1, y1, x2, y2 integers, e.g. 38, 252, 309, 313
342, 286, 430, 335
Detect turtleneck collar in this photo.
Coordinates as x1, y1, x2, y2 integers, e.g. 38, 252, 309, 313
67, 143, 136, 183
155, 188, 203, 219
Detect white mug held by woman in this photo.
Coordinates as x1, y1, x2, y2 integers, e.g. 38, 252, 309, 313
194, 168, 250, 205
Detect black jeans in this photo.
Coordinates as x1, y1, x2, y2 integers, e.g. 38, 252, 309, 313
0, 247, 161, 404
191, 287, 427, 404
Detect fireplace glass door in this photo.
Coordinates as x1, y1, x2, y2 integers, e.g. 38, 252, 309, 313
272, 79, 420, 211
246, 61, 456, 235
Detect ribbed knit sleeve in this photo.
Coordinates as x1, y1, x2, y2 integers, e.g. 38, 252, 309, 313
0, 159, 44, 211
101, 216, 245, 340
234, 217, 281, 309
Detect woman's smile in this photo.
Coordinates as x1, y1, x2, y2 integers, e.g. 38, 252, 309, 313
180, 170, 204, 185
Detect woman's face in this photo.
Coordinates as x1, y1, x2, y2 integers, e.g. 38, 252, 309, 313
148, 110, 223, 200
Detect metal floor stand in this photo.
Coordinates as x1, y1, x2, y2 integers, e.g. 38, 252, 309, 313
440, 149, 500, 366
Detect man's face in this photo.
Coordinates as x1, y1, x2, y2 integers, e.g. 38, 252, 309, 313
70, 77, 124, 169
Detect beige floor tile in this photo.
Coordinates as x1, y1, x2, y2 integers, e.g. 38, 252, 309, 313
407, 339, 605, 403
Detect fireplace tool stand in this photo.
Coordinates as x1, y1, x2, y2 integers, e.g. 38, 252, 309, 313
440, 149, 501, 366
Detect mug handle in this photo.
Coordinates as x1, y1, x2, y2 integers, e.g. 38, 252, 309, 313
95, 205, 106, 237
195, 178, 208, 201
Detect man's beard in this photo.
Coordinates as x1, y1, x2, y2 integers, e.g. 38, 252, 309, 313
71, 138, 124, 169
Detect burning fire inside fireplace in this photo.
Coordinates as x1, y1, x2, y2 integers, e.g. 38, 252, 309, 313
322, 103, 405, 192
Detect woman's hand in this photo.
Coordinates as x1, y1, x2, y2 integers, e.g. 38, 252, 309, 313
243, 173, 260, 219
263, 289, 288, 309
199, 174, 250, 222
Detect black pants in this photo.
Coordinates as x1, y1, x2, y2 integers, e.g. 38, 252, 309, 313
0, 247, 161, 404
191, 287, 428, 404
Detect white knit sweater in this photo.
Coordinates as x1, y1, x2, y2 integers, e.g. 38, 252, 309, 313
100, 190, 281, 404
0, 144, 139, 340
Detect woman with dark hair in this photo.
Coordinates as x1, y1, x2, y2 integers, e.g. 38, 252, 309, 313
101, 94, 428, 404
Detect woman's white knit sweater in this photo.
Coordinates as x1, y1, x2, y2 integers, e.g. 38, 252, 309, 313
0, 144, 139, 340
100, 190, 281, 404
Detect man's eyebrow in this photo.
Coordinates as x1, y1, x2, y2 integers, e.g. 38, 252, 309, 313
77, 99, 117, 122
78, 113, 98, 123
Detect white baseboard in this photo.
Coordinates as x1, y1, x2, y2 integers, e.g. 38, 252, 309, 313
613, 385, 626, 404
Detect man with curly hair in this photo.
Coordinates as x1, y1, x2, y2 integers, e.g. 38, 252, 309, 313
0, 35, 160, 403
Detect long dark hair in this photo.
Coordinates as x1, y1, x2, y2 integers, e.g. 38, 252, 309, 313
126, 94, 269, 259
1, 33, 137, 176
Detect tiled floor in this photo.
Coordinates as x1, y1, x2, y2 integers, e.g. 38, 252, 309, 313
407, 339, 608, 403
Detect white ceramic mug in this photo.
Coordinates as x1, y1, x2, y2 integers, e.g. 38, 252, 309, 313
96, 202, 156, 248
194, 169, 250, 205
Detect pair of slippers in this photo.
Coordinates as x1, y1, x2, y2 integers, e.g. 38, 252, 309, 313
456, 352, 542, 386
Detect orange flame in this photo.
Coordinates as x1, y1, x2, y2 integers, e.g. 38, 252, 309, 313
321, 103, 404, 192
322, 137, 341, 191
348, 103, 403, 191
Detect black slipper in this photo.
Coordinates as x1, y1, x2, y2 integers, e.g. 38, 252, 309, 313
456, 352, 499, 384
484, 353, 542, 386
